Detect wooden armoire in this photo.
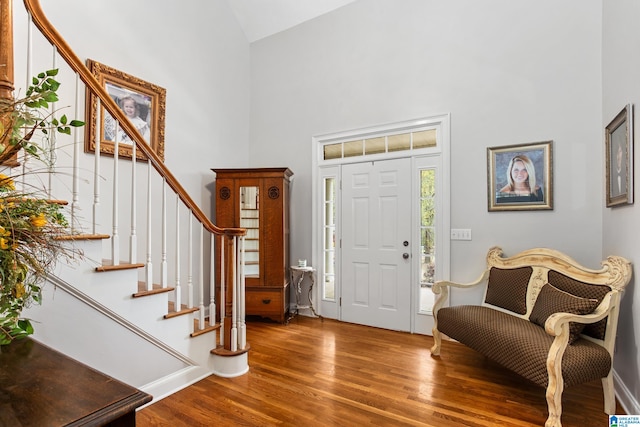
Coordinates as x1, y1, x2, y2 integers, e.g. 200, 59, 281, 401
212, 168, 292, 323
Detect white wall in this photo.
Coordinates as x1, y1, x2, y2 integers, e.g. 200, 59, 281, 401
603, 0, 640, 415
250, 0, 640, 412
16, 0, 252, 219
249, 0, 603, 288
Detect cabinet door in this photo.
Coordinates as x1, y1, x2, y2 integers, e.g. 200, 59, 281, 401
215, 178, 236, 227
237, 178, 262, 287
262, 177, 287, 286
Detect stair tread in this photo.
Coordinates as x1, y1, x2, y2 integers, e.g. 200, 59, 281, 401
133, 282, 175, 298
191, 318, 221, 337
96, 260, 144, 272
55, 233, 110, 241
165, 302, 199, 319
211, 343, 250, 356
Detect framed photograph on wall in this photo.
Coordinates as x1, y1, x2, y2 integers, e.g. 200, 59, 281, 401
487, 141, 553, 211
605, 104, 634, 207
84, 59, 166, 161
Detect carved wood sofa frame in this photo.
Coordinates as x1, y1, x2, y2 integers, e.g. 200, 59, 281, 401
430, 247, 632, 427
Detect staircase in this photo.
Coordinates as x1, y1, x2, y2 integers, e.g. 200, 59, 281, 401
3, 0, 249, 403
24, 236, 236, 401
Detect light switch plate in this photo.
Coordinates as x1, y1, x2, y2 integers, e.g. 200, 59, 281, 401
451, 228, 472, 240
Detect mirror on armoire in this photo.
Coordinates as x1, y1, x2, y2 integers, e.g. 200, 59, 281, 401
240, 186, 259, 279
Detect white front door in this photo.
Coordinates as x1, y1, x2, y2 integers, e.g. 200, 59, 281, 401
341, 158, 412, 331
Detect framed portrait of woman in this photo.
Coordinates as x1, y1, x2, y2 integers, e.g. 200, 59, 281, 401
605, 104, 633, 207
487, 141, 553, 211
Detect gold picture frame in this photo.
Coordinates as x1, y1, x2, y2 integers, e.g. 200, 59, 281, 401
605, 104, 633, 207
84, 59, 166, 161
487, 141, 553, 211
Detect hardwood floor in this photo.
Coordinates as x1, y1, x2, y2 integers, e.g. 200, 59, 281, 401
136, 316, 622, 427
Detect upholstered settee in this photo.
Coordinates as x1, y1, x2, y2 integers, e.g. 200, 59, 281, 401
430, 247, 632, 427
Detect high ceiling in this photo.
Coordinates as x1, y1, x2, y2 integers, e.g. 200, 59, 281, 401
226, 0, 357, 43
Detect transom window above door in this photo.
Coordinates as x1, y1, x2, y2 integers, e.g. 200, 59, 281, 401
322, 129, 437, 161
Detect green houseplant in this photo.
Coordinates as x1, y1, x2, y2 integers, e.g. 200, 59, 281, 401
0, 69, 84, 345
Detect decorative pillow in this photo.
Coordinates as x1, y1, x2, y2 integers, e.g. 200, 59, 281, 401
484, 266, 532, 314
547, 270, 611, 340
529, 283, 600, 344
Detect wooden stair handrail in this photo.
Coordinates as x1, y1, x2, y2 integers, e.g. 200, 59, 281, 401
23, 0, 244, 238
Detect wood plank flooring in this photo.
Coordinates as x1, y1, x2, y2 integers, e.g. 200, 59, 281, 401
136, 316, 622, 427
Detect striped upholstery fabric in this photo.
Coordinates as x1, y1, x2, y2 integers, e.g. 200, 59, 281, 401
437, 305, 612, 388
484, 266, 532, 314
547, 271, 611, 340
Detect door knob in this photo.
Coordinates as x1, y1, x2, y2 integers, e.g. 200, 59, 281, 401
403, 241, 409, 246
403, 253, 409, 259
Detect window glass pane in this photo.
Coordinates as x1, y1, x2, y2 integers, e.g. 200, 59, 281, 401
325, 178, 335, 200
365, 137, 385, 155
421, 228, 435, 257
324, 273, 335, 300
324, 249, 335, 273
421, 199, 434, 226
325, 202, 335, 226
421, 174, 435, 198
421, 252, 435, 285
343, 140, 363, 157
413, 129, 437, 149
324, 143, 342, 160
388, 133, 411, 152
323, 177, 337, 301
324, 180, 336, 226
419, 169, 436, 313
324, 226, 335, 249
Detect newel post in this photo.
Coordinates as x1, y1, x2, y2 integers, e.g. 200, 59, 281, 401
0, 0, 14, 102
0, 0, 19, 167
222, 233, 235, 351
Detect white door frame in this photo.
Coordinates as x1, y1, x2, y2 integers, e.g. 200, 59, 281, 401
311, 114, 451, 334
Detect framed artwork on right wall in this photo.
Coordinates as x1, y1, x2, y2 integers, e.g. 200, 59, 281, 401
605, 104, 634, 207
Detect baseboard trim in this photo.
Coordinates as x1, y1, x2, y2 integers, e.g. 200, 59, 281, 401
138, 365, 213, 407
614, 368, 640, 415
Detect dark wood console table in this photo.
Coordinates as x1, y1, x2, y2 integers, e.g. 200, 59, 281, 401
0, 338, 152, 426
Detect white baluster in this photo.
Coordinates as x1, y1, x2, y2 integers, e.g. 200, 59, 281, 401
71, 72, 81, 233
92, 99, 101, 235
198, 225, 205, 330
26, 14, 32, 81
145, 162, 153, 290
47, 48, 57, 198
231, 236, 238, 352
22, 15, 32, 189
161, 178, 167, 288
187, 215, 193, 308
209, 231, 216, 334
238, 235, 246, 349
174, 198, 182, 310
129, 140, 137, 263
219, 235, 225, 348
111, 122, 120, 265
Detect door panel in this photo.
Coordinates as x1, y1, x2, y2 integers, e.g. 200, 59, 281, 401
341, 158, 411, 331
